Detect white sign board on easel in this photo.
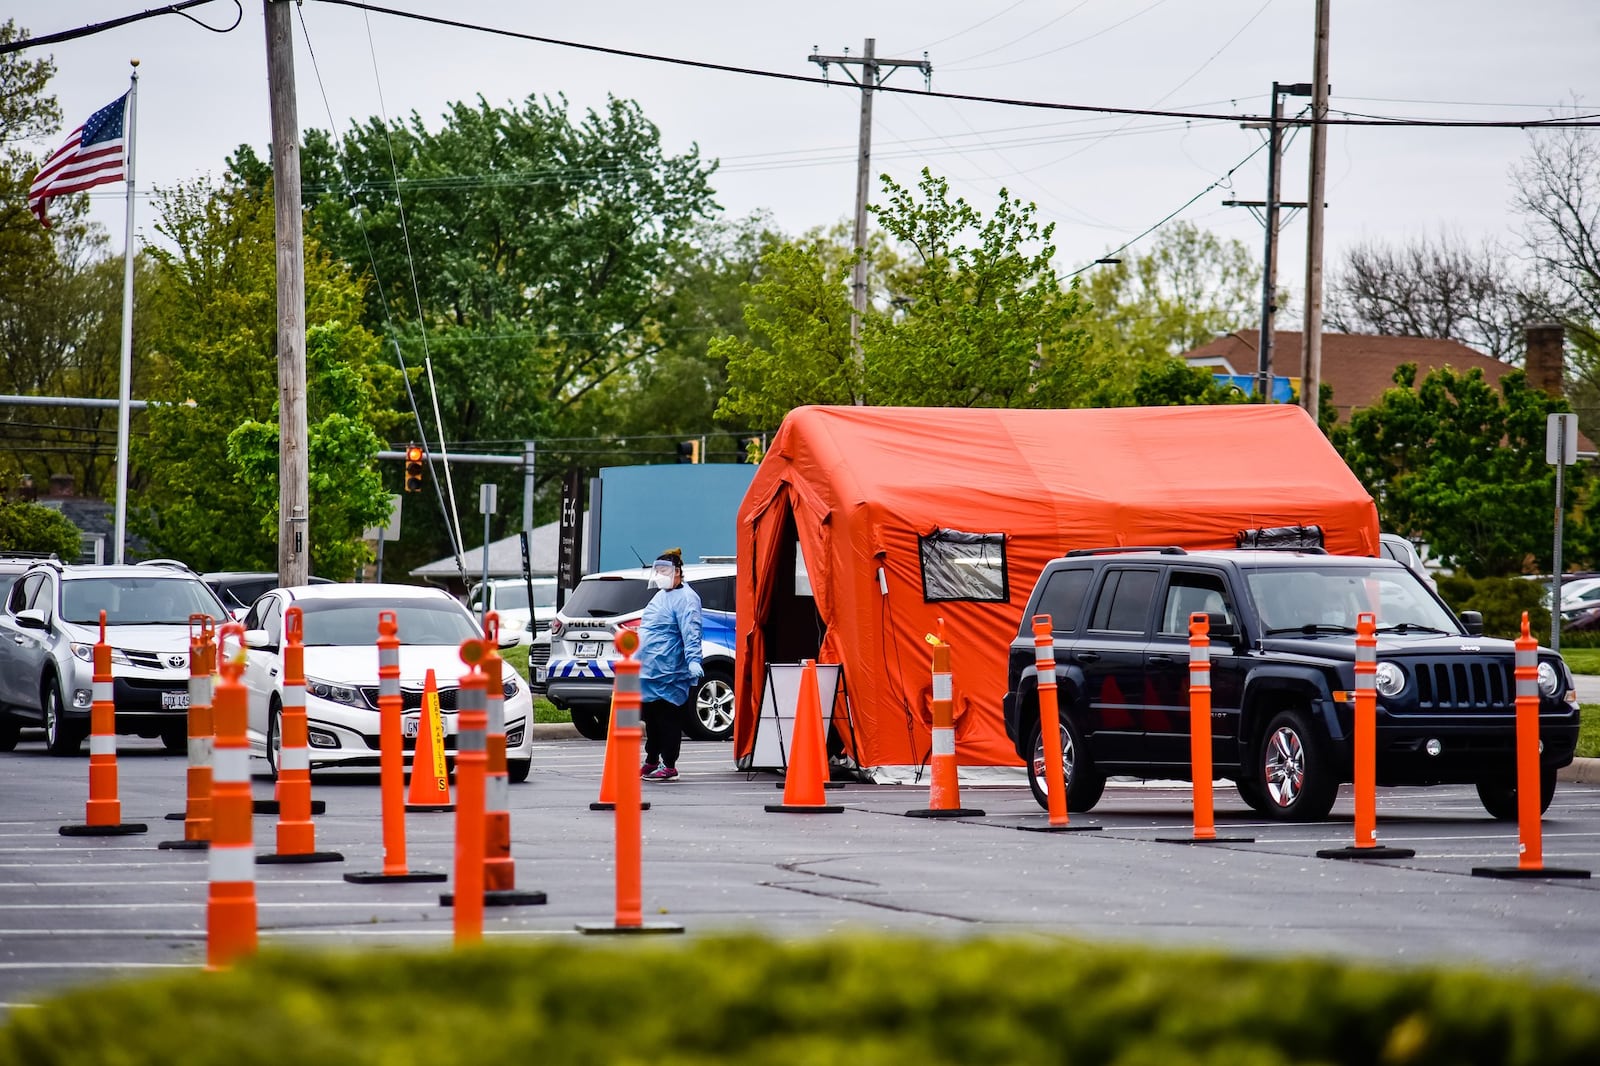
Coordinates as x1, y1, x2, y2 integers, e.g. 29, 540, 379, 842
749, 662, 843, 771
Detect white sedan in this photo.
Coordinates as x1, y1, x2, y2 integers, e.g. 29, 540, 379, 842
237, 584, 533, 782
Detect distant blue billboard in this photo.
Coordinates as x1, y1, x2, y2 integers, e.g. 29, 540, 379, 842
592, 463, 756, 572
1213, 373, 1297, 403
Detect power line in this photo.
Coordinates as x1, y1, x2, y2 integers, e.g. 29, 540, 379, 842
0, 1, 240, 54
309, 0, 1600, 129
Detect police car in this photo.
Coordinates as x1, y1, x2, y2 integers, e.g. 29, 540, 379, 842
543, 562, 735, 741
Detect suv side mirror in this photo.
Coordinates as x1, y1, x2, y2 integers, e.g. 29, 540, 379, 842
1459, 610, 1484, 636
243, 629, 276, 651
14, 608, 48, 630
1206, 611, 1237, 642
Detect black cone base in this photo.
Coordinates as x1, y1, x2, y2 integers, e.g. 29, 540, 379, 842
157, 838, 208, 851
1317, 845, 1413, 860
259, 850, 345, 865
774, 781, 845, 789
905, 808, 986, 818
764, 803, 844, 813
589, 801, 650, 811
164, 812, 186, 821
344, 869, 448, 884
1157, 836, 1258, 844
252, 800, 325, 815
440, 889, 548, 907
1472, 865, 1590, 880
405, 803, 455, 813
576, 920, 684, 936
60, 822, 147, 837
1016, 823, 1101, 833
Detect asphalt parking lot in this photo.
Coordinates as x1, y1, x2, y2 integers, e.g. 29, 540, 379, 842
1, 732, 1597, 1015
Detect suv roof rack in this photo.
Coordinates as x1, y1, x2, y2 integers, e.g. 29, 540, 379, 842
0, 550, 58, 560
1065, 546, 1188, 558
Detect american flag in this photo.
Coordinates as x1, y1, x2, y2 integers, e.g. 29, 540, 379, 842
28, 93, 130, 229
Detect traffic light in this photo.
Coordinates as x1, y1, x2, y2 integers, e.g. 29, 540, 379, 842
676, 439, 700, 464
404, 444, 425, 493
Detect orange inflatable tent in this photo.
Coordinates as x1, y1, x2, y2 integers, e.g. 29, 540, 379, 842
733, 404, 1379, 778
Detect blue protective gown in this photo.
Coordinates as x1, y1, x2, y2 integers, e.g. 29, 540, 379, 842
638, 583, 703, 705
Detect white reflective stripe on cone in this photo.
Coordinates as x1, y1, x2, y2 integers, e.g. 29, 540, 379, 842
89, 735, 116, 756
212, 747, 250, 784
189, 677, 212, 705
282, 686, 305, 709
379, 679, 399, 697
932, 673, 952, 701
1190, 670, 1210, 688
209, 844, 256, 883
188, 737, 206, 766
1516, 680, 1538, 698
279, 747, 309, 771
1190, 644, 1210, 665
615, 708, 640, 729
459, 726, 485, 752
93, 681, 113, 702
931, 726, 955, 756
486, 776, 509, 812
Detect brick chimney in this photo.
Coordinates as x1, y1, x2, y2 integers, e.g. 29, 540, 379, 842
1524, 322, 1566, 398
47, 474, 75, 497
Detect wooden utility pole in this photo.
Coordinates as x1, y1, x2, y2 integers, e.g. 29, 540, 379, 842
808, 39, 931, 403
1255, 85, 1286, 401
1300, 0, 1332, 424
265, 1, 309, 585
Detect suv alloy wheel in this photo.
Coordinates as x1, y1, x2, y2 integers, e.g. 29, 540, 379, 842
1258, 709, 1338, 821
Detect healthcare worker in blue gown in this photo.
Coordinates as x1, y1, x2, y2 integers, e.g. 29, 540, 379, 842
638, 548, 702, 781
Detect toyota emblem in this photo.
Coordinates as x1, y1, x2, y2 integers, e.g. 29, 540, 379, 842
166, 654, 188, 669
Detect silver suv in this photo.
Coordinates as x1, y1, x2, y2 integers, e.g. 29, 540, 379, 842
0, 562, 229, 755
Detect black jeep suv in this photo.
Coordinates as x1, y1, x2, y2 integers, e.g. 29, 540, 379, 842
1002, 547, 1581, 821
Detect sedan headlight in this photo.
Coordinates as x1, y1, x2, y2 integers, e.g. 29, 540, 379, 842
306, 676, 365, 706
502, 676, 519, 698
1373, 661, 1406, 698
70, 642, 131, 666
1537, 661, 1562, 697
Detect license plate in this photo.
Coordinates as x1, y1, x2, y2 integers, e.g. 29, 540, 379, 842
402, 715, 420, 738
575, 641, 600, 659
162, 691, 190, 710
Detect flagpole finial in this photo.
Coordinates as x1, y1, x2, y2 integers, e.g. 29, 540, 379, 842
130, 58, 140, 67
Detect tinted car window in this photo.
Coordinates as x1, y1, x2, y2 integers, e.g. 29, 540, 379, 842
1158, 571, 1231, 636
1088, 568, 1158, 633
690, 575, 735, 612
262, 596, 283, 646
61, 576, 223, 625
563, 577, 652, 618
1035, 568, 1092, 632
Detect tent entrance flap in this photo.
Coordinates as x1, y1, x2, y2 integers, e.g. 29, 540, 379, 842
763, 510, 825, 663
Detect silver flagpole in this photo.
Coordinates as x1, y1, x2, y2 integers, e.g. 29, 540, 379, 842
112, 60, 139, 564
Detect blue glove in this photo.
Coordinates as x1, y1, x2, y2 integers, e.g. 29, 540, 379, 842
690, 662, 704, 681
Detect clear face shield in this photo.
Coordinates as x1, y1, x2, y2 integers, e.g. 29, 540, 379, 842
650, 562, 676, 590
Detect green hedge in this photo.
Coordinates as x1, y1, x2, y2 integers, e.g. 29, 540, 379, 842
3, 937, 1597, 1065
1436, 575, 1552, 640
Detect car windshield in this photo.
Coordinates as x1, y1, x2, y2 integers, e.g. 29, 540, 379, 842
562, 577, 652, 618
61, 576, 224, 625
299, 599, 481, 647
1244, 564, 1459, 635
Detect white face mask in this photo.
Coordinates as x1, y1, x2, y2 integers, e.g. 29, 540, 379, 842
650, 565, 675, 590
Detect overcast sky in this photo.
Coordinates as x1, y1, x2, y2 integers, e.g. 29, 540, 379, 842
14, 1, 1599, 307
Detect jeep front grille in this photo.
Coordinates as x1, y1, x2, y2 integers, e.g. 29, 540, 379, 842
1408, 658, 1512, 711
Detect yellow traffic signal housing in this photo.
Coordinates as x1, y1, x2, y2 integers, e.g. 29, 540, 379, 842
404, 445, 425, 492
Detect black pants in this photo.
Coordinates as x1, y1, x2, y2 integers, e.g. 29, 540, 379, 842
643, 699, 682, 768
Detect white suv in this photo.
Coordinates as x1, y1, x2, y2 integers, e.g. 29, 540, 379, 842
466, 576, 557, 646
543, 562, 736, 742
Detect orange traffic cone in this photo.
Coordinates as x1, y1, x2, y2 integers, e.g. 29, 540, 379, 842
765, 659, 843, 814
406, 669, 454, 812
906, 625, 983, 819
590, 683, 650, 812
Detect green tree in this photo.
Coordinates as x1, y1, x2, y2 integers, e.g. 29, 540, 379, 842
714, 170, 1092, 425
1334, 364, 1595, 576
0, 498, 80, 558
134, 177, 402, 576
